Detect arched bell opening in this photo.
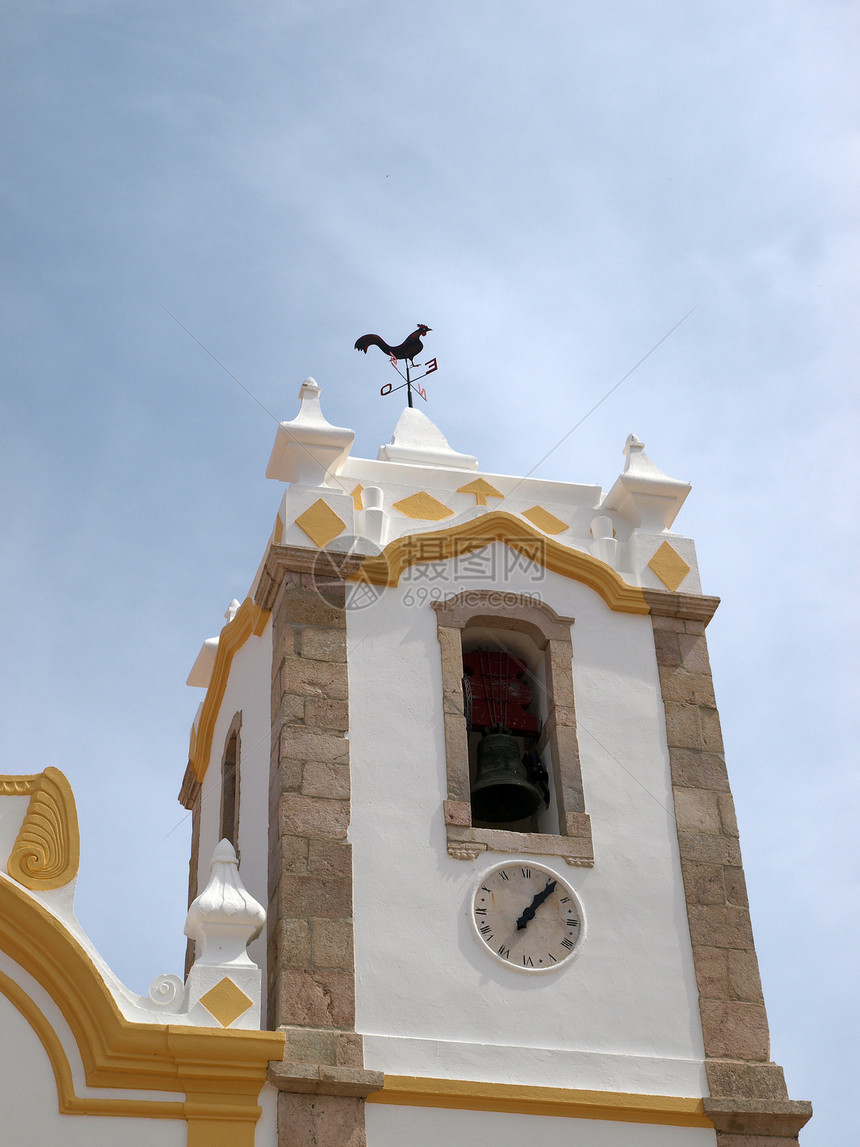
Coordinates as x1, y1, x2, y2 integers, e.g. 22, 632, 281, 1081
461, 626, 558, 834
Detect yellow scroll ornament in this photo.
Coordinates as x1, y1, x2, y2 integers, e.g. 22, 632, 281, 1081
0, 767, 80, 890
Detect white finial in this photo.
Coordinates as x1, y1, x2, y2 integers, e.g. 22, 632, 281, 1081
184, 839, 265, 967
623, 434, 645, 465
265, 378, 355, 486
604, 433, 691, 532
225, 598, 241, 623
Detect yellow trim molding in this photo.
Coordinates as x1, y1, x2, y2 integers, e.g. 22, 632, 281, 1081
353, 512, 650, 615
0, 767, 80, 890
0, 872, 283, 1142
368, 1075, 712, 1128
188, 598, 270, 783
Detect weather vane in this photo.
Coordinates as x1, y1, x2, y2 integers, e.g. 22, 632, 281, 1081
354, 323, 438, 408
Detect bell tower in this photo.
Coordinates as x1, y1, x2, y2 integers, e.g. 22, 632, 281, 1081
181, 380, 811, 1146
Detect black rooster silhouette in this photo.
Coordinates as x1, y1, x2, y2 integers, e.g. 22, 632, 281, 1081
354, 324, 432, 366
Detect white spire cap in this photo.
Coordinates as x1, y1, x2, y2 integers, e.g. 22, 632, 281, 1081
184, 839, 265, 967
603, 434, 691, 531
377, 406, 478, 471
266, 378, 355, 486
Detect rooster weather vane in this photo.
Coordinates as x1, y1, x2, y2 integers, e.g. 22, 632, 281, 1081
354, 323, 438, 407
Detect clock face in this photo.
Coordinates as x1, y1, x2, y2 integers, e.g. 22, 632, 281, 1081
471, 861, 584, 973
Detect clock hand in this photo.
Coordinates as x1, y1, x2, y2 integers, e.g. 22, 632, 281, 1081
516, 879, 557, 930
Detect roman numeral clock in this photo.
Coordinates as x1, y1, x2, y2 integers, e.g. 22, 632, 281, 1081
472, 862, 584, 972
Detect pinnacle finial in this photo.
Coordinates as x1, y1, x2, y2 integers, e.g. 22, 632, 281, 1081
184, 839, 265, 967
265, 378, 354, 486
623, 433, 645, 463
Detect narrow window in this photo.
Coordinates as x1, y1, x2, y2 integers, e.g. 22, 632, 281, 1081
220, 724, 241, 851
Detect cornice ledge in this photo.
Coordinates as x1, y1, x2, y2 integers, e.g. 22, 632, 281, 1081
267, 1061, 384, 1098
368, 1076, 710, 1126
178, 762, 200, 811
255, 543, 365, 611
702, 1096, 813, 1135
642, 589, 721, 625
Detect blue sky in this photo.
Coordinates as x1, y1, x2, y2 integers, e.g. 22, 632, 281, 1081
1, 3, 857, 1141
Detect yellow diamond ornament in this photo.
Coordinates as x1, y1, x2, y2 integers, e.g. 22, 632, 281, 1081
648, 542, 691, 591
199, 977, 253, 1028
522, 506, 569, 535
392, 492, 454, 521
296, 500, 347, 548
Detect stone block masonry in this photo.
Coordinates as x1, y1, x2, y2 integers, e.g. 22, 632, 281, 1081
645, 591, 811, 1146
264, 555, 382, 1147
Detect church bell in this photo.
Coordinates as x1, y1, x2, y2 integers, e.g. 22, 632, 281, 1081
464, 648, 544, 825
470, 731, 543, 824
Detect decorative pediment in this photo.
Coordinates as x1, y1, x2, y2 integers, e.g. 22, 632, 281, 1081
353, 511, 649, 614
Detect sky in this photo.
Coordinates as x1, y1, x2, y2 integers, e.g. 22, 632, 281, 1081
1, 2, 857, 1142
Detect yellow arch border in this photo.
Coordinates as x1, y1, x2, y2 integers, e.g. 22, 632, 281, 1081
369, 1074, 713, 1129
352, 512, 650, 615
188, 598, 270, 783
0, 873, 283, 1146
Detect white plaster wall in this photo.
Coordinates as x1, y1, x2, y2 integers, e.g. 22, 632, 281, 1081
365, 1104, 717, 1147
0, 988, 186, 1147
348, 548, 706, 1096
195, 619, 273, 986
257, 1080, 279, 1145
